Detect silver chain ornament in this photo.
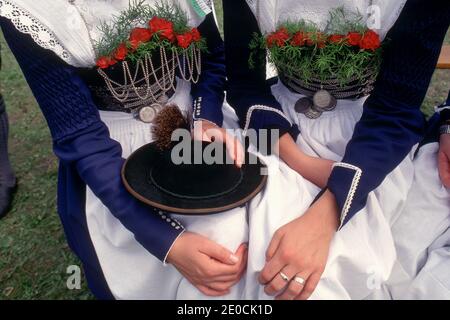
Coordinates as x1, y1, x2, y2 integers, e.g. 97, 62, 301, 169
70, 0, 202, 123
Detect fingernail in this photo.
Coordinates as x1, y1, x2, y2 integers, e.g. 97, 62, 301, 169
230, 254, 239, 263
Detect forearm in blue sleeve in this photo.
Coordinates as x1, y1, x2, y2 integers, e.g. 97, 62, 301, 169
1, 18, 184, 261
191, 13, 226, 127
327, 0, 450, 228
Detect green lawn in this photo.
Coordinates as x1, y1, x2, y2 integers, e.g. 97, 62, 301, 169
0, 3, 449, 299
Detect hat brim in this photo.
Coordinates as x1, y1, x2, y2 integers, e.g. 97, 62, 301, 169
121, 143, 268, 215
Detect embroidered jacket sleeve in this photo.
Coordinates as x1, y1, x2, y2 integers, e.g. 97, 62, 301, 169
0, 18, 184, 262
327, 0, 450, 229
222, 0, 298, 138
191, 13, 226, 127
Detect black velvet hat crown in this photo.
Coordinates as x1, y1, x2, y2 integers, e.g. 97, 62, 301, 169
122, 140, 268, 214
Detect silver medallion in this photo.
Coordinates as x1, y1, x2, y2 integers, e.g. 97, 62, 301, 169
138, 106, 156, 123
313, 90, 337, 112
294, 97, 313, 114
321, 95, 337, 112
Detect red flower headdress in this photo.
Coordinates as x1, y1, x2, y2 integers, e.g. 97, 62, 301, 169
249, 7, 384, 118
250, 7, 383, 86
94, 1, 206, 122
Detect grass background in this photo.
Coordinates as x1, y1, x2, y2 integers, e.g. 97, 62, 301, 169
0, 2, 449, 299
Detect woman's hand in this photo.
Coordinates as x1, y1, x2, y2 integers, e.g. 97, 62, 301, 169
259, 190, 339, 300
193, 120, 244, 167
166, 232, 248, 296
438, 133, 450, 188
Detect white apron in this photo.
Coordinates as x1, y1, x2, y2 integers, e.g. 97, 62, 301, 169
379, 143, 450, 300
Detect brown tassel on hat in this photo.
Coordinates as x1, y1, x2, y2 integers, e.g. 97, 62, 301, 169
152, 105, 191, 151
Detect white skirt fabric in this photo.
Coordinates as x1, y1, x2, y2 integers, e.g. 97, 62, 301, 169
380, 143, 450, 299
84, 78, 416, 300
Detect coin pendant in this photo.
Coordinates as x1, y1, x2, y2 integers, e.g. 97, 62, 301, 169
294, 97, 313, 114
313, 90, 336, 112
138, 106, 156, 123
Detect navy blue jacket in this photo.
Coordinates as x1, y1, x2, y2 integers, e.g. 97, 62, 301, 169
0, 12, 225, 298
222, 0, 450, 228
222, 0, 299, 139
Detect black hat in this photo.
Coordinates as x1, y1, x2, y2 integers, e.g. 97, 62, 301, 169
122, 140, 268, 215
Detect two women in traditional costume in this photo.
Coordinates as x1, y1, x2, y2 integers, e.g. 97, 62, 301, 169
1, 0, 449, 300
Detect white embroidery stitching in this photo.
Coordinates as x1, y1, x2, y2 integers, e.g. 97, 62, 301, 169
332, 162, 362, 230
163, 229, 186, 266
243, 105, 292, 136
0, 0, 71, 62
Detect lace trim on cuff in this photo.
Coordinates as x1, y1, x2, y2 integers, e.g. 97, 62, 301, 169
243, 105, 292, 136
0, 0, 71, 62
332, 162, 362, 230
153, 209, 185, 265
163, 229, 186, 266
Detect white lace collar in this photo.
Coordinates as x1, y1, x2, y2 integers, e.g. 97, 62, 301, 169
0, 0, 211, 68
246, 0, 407, 40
